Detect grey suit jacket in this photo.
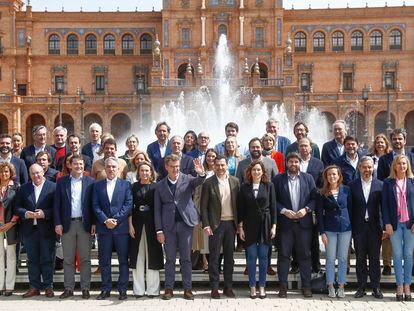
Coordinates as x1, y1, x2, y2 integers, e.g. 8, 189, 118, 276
154, 173, 205, 232
200, 174, 240, 231
235, 156, 278, 184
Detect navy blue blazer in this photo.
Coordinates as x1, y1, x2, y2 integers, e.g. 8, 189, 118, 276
154, 173, 205, 232
81, 142, 94, 161
92, 178, 133, 235
158, 153, 196, 179
333, 153, 362, 185
146, 140, 171, 176
305, 157, 324, 188
381, 177, 414, 231
20, 144, 57, 171
349, 178, 383, 234
276, 135, 291, 155
54, 175, 95, 233
272, 172, 316, 230
10, 156, 28, 184
321, 139, 343, 166
316, 185, 352, 234
44, 167, 58, 182
377, 151, 414, 181
285, 141, 320, 159
15, 180, 56, 238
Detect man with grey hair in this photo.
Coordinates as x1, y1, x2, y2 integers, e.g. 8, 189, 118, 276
82, 122, 102, 163
321, 120, 347, 166
159, 135, 195, 178
92, 156, 132, 300
349, 156, 384, 299
20, 125, 57, 172
265, 118, 291, 155
51, 126, 69, 168
189, 131, 210, 163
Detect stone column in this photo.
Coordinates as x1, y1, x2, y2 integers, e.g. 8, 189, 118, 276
239, 16, 244, 46
201, 16, 206, 47
240, 0, 244, 9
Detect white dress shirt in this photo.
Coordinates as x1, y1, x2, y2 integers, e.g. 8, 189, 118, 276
159, 142, 167, 158
300, 158, 310, 173
106, 177, 117, 203
31, 180, 45, 225
361, 178, 372, 220
346, 154, 359, 170
70, 174, 83, 218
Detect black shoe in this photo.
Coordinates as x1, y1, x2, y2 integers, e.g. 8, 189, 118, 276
396, 294, 404, 301
54, 257, 63, 271
382, 265, 392, 276
59, 289, 74, 299
96, 291, 110, 300
354, 288, 366, 298
82, 289, 90, 299
372, 288, 383, 299
134, 294, 144, 299
119, 291, 127, 300
289, 266, 299, 274
405, 294, 412, 302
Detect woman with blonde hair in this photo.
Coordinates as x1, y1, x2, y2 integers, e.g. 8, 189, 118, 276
126, 150, 152, 184
368, 133, 392, 176
224, 136, 243, 176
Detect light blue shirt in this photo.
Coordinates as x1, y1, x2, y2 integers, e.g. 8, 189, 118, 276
70, 175, 83, 218
287, 172, 300, 212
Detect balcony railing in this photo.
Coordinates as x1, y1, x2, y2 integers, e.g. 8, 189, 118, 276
259, 78, 284, 87
163, 78, 186, 87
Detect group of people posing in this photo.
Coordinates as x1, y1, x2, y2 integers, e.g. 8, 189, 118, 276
0, 117, 412, 302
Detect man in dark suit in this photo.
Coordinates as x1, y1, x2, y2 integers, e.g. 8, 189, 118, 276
15, 163, 56, 298
56, 134, 92, 172
54, 155, 95, 299
146, 121, 171, 177
334, 136, 362, 185
188, 131, 210, 163
272, 152, 316, 298
321, 120, 347, 166
154, 154, 206, 300
265, 118, 291, 155
349, 156, 384, 299
285, 122, 320, 159
200, 155, 240, 299
20, 125, 56, 171
92, 157, 132, 300
36, 151, 58, 182
0, 134, 28, 184
81, 122, 102, 163
159, 135, 195, 178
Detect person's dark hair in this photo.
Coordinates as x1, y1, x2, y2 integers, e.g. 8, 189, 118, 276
245, 160, 269, 183
214, 154, 227, 163
35, 151, 52, 164
155, 121, 171, 134
248, 137, 261, 149
0, 134, 12, 140
103, 137, 117, 149
68, 134, 81, 142
0, 162, 16, 181
69, 154, 84, 164
203, 148, 217, 171
225, 122, 239, 133
343, 135, 358, 145
164, 154, 180, 165
182, 130, 197, 153
390, 128, 407, 140
285, 152, 301, 163
320, 165, 343, 196
293, 122, 309, 134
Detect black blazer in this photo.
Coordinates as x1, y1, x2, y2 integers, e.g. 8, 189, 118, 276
20, 144, 57, 171
272, 172, 316, 230
10, 156, 28, 185
349, 178, 383, 234
377, 151, 414, 181
1, 183, 20, 245
237, 182, 277, 247
321, 139, 342, 166
158, 153, 195, 179
81, 142, 94, 161
305, 157, 324, 188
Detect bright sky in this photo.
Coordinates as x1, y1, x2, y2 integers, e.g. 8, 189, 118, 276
29, 0, 413, 12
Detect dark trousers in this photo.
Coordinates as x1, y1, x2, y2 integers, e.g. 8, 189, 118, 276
208, 221, 235, 289
164, 221, 193, 290
98, 233, 129, 292
353, 223, 382, 289
278, 223, 312, 288
23, 229, 55, 290
291, 223, 320, 272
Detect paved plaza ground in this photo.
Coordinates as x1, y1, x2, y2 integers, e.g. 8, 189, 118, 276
0, 287, 412, 311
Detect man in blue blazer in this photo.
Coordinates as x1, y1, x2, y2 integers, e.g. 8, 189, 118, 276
15, 163, 56, 298
321, 120, 347, 166
265, 118, 291, 155
349, 156, 384, 299
81, 122, 102, 163
54, 155, 95, 299
20, 125, 56, 171
0, 134, 28, 184
334, 136, 363, 185
272, 152, 316, 298
147, 121, 171, 177
92, 157, 132, 300
155, 154, 206, 300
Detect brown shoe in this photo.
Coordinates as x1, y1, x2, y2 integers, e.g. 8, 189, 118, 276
162, 288, 173, 300
302, 288, 313, 298
183, 289, 194, 300
267, 266, 276, 276
223, 287, 235, 298
45, 288, 54, 298
210, 289, 220, 299
22, 288, 40, 298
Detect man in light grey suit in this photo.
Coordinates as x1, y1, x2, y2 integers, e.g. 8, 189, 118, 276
154, 154, 206, 300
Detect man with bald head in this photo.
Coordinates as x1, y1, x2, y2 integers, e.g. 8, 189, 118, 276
15, 163, 56, 298
321, 120, 347, 166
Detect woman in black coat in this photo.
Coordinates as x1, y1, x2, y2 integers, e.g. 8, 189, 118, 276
237, 160, 276, 299
0, 162, 19, 296
128, 161, 163, 298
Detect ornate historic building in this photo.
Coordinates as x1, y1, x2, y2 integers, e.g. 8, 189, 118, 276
1, 0, 414, 145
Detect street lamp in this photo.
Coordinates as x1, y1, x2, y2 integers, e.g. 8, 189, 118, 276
362, 86, 369, 144
385, 72, 393, 136
58, 94, 62, 126
300, 73, 309, 112
79, 89, 85, 146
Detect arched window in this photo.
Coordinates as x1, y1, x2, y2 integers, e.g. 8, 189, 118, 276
103, 34, 115, 55
332, 31, 344, 51
294, 31, 306, 52
122, 34, 134, 55
370, 30, 382, 51
140, 34, 152, 54
67, 34, 78, 55
85, 34, 97, 55
389, 29, 402, 50
218, 24, 227, 38
48, 34, 60, 54
351, 31, 363, 51
313, 31, 325, 52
